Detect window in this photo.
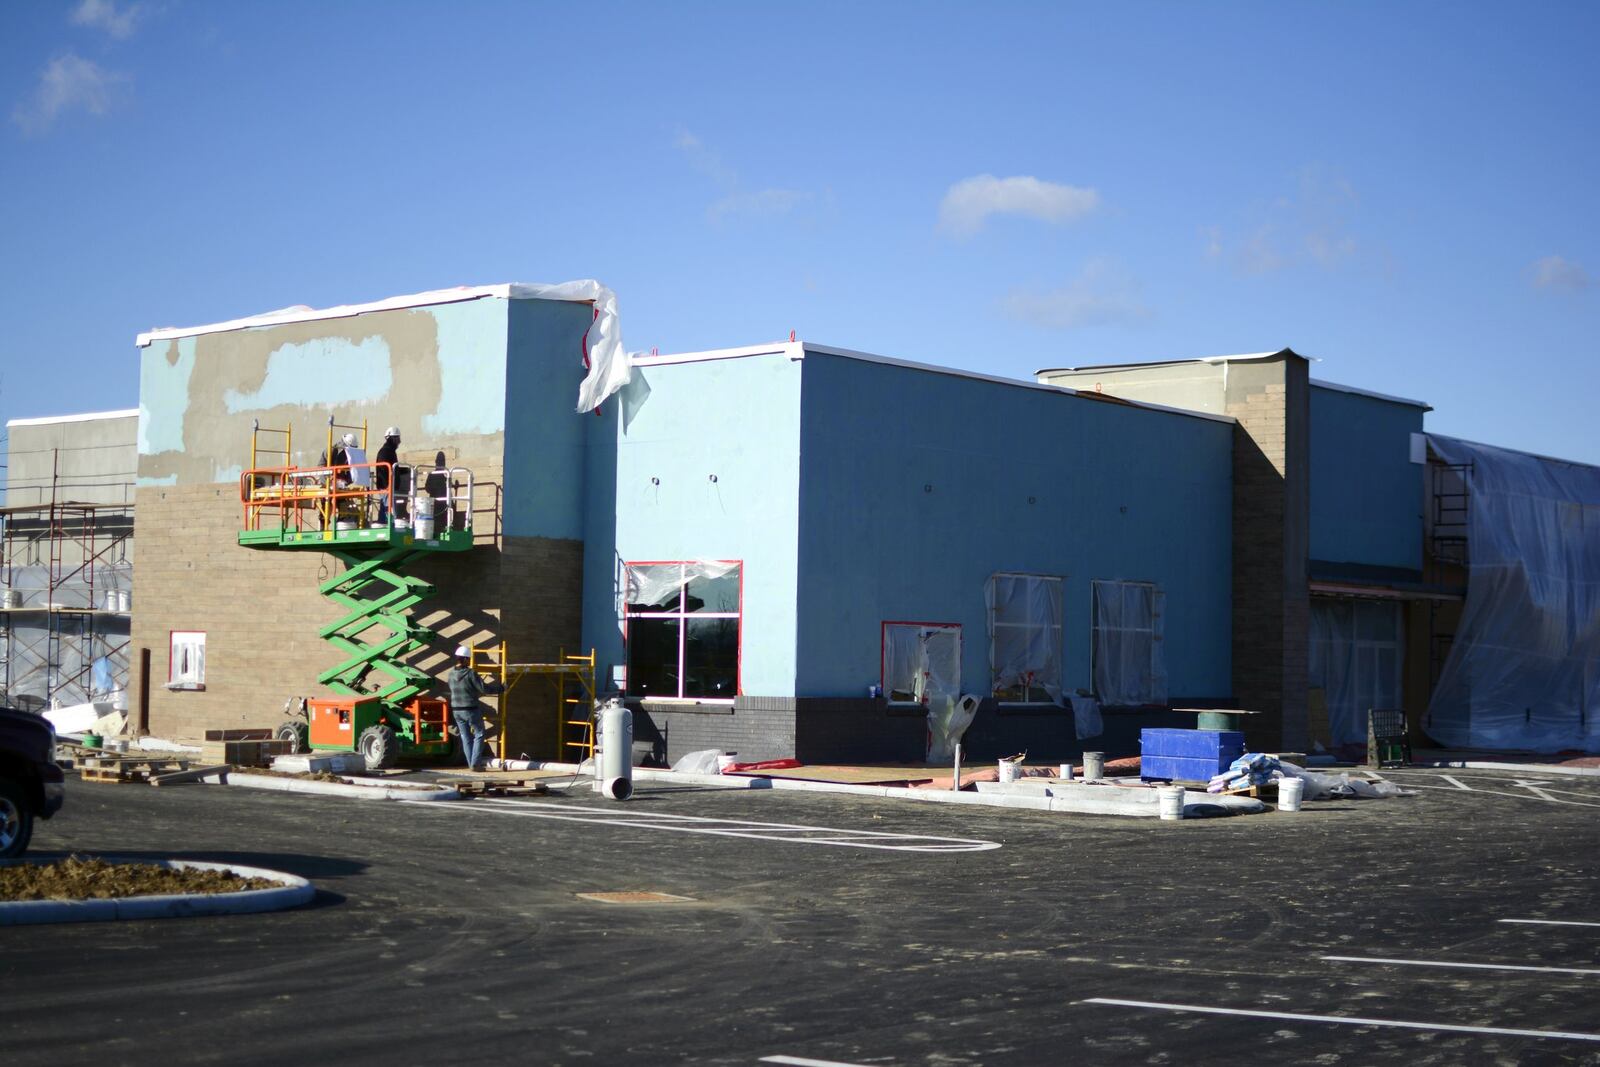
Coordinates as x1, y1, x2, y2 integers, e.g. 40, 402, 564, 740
168, 630, 206, 690
986, 574, 1063, 703
1091, 580, 1166, 706
881, 622, 961, 706
1310, 599, 1403, 747
624, 561, 741, 701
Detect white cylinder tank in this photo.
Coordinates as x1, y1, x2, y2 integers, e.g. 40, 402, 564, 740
597, 698, 633, 801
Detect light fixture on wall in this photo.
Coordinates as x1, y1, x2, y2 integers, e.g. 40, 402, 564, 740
651, 477, 660, 486
708, 474, 718, 483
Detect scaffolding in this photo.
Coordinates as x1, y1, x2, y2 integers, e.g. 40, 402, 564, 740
471, 643, 597, 762
0, 498, 133, 711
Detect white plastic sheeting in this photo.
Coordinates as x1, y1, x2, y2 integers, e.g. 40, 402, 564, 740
1091, 580, 1167, 707
626, 561, 740, 609
985, 574, 1063, 702
1426, 434, 1600, 753
882, 623, 971, 760
2, 562, 132, 708
1309, 599, 1403, 747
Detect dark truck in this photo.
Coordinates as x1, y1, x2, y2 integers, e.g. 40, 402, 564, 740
0, 705, 65, 857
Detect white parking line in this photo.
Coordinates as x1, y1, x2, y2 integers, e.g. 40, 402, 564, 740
1377, 771, 1600, 809
760, 1056, 875, 1067
401, 798, 1002, 852
1502, 919, 1600, 929
1082, 998, 1600, 1043
1322, 954, 1600, 976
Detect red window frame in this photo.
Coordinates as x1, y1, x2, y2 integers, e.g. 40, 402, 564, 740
622, 560, 743, 701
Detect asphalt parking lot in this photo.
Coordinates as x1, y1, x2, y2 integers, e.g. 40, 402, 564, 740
4, 767, 1599, 1066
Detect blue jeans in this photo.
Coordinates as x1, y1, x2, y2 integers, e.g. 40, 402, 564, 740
452, 707, 486, 769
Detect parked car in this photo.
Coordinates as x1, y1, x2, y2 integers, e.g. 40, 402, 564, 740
0, 705, 65, 858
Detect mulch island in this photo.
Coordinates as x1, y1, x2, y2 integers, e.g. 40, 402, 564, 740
0, 857, 276, 901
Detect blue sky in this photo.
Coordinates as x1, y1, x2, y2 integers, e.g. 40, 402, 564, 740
2, 0, 1596, 464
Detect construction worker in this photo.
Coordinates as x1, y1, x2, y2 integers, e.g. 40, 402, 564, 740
375, 426, 401, 524
448, 645, 502, 771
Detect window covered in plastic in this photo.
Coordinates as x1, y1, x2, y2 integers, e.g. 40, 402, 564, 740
986, 574, 1063, 703
1310, 598, 1403, 747
624, 562, 740, 700
882, 623, 961, 706
1091, 580, 1167, 707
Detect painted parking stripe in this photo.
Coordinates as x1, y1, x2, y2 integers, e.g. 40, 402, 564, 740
1502, 919, 1600, 929
401, 798, 1002, 852
1082, 998, 1600, 1043
760, 1056, 875, 1067
1322, 954, 1600, 976
1376, 772, 1600, 809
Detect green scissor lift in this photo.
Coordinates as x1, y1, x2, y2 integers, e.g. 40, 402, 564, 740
239, 435, 476, 769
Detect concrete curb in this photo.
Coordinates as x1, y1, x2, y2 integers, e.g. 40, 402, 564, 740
1408, 759, 1600, 778
0, 860, 314, 926
206, 772, 460, 802
524, 762, 1266, 816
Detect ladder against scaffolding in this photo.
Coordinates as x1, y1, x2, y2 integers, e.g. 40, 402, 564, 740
471, 643, 597, 762
237, 419, 479, 765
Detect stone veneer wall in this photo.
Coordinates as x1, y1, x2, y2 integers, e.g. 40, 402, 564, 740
1223, 355, 1311, 751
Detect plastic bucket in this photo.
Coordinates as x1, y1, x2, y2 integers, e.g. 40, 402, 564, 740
1058, 763, 1074, 781
413, 512, 436, 540
0, 590, 19, 610
997, 760, 1020, 783
1278, 776, 1306, 812
1082, 751, 1105, 781
1158, 785, 1185, 821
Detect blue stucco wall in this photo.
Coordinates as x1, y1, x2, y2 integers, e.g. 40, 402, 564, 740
1309, 385, 1425, 572
580, 352, 804, 697
794, 353, 1234, 701
503, 299, 604, 541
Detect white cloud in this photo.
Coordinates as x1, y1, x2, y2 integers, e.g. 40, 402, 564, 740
1002, 259, 1152, 331
70, 0, 143, 38
938, 174, 1100, 237
11, 53, 127, 135
675, 127, 820, 227
1206, 165, 1361, 274
707, 188, 812, 223
1530, 255, 1591, 293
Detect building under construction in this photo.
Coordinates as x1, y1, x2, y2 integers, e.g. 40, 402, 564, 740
0, 410, 137, 713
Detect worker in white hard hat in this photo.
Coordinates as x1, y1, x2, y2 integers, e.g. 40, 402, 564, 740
375, 426, 401, 524
447, 644, 502, 771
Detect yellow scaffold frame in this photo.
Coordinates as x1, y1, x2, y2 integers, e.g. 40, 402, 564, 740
469, 643, 597, 762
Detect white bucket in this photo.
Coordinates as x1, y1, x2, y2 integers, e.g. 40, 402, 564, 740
104, 589, 120, 611
119, 589, 132, 612
413, 512, 436, 540
1278, 775, 1306, 812
1058, 763, 1074, 781
335, 519, 359, 532
1082, 751, 1105, 781
1158, 785, 1186, 821
997, 759, 1020, 783
1, 590, 20, 609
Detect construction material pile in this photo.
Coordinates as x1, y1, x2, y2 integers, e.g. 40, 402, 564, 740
1208, 752, 1281, 793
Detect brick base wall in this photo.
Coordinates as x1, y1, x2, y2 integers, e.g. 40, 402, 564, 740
131, 484, 581, 744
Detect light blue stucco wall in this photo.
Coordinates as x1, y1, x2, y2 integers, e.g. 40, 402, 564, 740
503, 299, 604, 541
794, 353, 1234, 700
580, 353, 804, 696
1309, 385, 1425, 571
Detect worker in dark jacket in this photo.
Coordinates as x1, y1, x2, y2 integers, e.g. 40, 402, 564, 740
375, 426, 401, 524
447, 645, 502, 770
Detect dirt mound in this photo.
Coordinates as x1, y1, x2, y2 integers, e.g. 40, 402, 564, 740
0, 856, 276, 901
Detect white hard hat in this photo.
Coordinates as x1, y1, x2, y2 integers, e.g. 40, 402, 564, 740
384, 426, 401, 439
454, 645, 470, 658
341, 432, 358, 447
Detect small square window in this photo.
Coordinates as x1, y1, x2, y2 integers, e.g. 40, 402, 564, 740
168, 630, 206, 690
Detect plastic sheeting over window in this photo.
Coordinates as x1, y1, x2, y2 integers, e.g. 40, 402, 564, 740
882, 624, 960, 706
626, 561, 740, 611
1426, 435, 1600, 753
1310, 599, 1403, 747
985, 574, 1063, 703
1091, 580, 1167, 707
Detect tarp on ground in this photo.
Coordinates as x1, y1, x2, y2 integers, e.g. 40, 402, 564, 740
1425, 434, 1600, 753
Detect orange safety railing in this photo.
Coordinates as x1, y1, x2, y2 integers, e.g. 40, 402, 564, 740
240, 462, 401, 534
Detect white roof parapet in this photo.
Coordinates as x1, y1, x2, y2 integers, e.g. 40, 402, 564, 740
134, 280, 631, 414
6, 408, 140, 428
1036, 348, 1302, 375
637, 339, 1235, 426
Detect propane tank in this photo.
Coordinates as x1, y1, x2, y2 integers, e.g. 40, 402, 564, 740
596, 697, 633, 801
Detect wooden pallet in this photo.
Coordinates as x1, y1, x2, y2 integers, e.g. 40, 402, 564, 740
446, 778, 550, 798
79, 756, 191, 784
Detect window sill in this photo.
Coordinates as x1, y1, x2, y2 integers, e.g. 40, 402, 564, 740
635, 698, 735, 715
164, 683, 206, 692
